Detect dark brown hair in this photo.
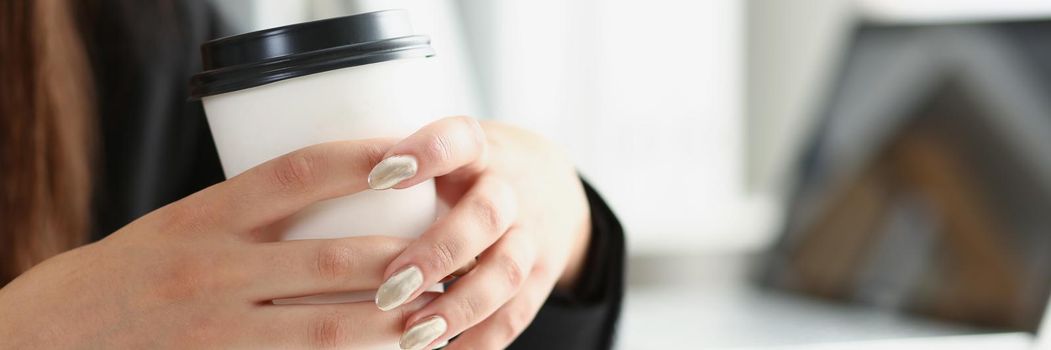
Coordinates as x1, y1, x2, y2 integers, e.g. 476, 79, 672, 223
0, 0, 93, 285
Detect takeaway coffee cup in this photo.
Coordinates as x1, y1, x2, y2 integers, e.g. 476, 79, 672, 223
190, 11, 443, 308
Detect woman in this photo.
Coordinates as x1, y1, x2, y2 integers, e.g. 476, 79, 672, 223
0, 1, 624, 349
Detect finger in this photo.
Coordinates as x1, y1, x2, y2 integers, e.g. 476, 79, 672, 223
163, 138, 395, 234
239, 236, 410, 301
399, 227, 536, 350
444, 268, 556, 350
244, 293, 439, 349
375, 175, 518, 312
367, 116, 487, 190
439, 258, 478, 283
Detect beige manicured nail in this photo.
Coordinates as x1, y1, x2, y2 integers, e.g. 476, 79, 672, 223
368, 155, 418, 190
400, 316, 447, 350
376, 266, 423, 311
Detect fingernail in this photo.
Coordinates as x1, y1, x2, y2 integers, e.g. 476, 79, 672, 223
400, 316, 447, 350
376, 266, 423, 311
368, 155, 418, 190
432, 339, 449, 349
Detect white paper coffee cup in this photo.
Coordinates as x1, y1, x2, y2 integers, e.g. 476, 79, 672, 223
191, 10, 444, 307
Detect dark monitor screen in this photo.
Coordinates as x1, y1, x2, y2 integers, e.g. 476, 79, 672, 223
760, 19, 1051, 332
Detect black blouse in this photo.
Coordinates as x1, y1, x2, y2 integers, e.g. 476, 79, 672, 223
79, 1, 624, 349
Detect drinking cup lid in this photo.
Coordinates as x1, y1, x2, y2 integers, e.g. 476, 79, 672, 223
190, 9, 434, 99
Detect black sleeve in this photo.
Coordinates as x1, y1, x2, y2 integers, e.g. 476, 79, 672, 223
80, 0, 228, 240
508, 179, 626, 350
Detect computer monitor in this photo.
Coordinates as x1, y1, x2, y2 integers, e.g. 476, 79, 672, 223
760, 18, 1051, 333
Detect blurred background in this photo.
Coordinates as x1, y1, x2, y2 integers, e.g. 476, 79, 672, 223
211, 0, 1051, 348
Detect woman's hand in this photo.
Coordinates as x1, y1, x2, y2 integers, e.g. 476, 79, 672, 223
0, 139, 434, 349
368, 116, 592, 350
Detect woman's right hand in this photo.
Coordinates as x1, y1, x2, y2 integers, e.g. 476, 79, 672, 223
0, 139, 428, 349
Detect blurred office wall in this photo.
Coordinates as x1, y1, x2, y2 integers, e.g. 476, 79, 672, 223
457, 0, 774, 254
745, 0, 852, 196
857, 0, 1051, 24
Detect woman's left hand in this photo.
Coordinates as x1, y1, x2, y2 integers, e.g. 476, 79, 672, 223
366, 116, 592, 350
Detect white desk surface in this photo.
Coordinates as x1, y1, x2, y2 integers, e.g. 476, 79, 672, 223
729, 333, 1033, 350
618, 253, 1024, 349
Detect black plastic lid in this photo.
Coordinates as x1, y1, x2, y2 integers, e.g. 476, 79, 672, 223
189, 10, 434, 98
